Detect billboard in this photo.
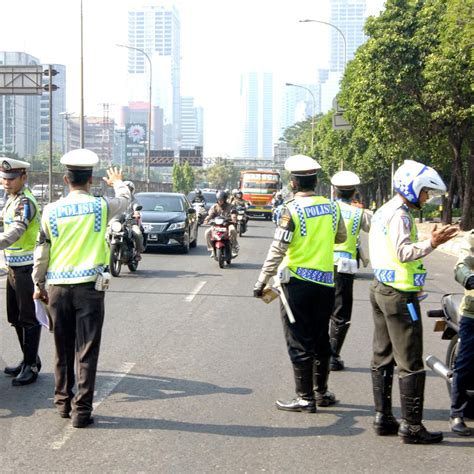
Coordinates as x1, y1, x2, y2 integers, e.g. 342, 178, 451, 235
125, 123, 146, 166
0, 66, 44, 95
179, 146, 203, 166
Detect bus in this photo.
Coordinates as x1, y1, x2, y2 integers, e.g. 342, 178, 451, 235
239, 170, 281, 219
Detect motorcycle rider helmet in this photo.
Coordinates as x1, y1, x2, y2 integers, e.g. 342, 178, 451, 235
232, 188, 238, 196
275, 191, 283, 199
123, 180, 135, 195
195, 188, 202, 197
331, 171, 361, 189
393, 159, 446, 207
236, 190, 243, 199
216, 190, 228, 202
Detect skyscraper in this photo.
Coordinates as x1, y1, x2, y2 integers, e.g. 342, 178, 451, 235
330, 0, 367, 72
180, 97, 203, 150
0, 52, 41, 159
240, 72, 273, 159
127, 2, 181, 149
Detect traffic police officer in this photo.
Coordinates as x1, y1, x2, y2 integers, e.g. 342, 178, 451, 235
329, 171, 371, 371
32, 149, 130, 428
254, 155, 346, 412
0, 157, 42, 386
369, 159, 458, 444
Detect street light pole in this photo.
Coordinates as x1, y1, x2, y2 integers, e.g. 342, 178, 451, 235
299, 19, 347, 72
285, 82, 316, 155
80, 0, 85, 148
117, 43, 152, 191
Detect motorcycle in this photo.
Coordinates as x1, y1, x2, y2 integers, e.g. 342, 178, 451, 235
192, 202, 207, 226
209, 216, 234, 269
107, 205, 142, 277
236, 205, 247, 236
425, 293, 474, 417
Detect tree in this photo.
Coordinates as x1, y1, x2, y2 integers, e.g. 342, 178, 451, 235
172, 162, 185, 192
205, 161, 239, 190
182, 161, 195, 195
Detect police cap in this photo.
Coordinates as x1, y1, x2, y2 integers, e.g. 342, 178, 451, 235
285, 155, 321, 176
0, 157, 31, 178
331, 170, 360, 189
60, 149, 99, 170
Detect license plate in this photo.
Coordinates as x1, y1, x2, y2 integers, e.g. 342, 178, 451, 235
148, 234, 158, 241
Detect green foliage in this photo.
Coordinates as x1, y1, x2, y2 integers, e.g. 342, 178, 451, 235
205, 162, 240, 190
182, 161, 195, 195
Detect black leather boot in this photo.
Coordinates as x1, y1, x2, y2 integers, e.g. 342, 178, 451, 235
276, 361, 316, 413
12, 325, 41, 386
314, 357, 337, 407
329, 322, 350, 371
372, 365, 399, 435
398, 372, 443, 444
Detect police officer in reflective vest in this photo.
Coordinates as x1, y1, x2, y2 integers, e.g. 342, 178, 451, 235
369, 159, 458, 444
254, 155, 346, 412
0, 157, 42, 386
32, 149, 130, 428
329, 171, 371, 371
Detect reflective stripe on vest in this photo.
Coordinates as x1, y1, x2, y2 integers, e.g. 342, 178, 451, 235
43, 194, 109, 284
369, 198, 427, 292
282, 196, 339, 287
3, 188, 40, 266
333, 200, 362, 261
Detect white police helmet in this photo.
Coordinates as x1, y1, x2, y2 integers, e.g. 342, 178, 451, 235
393, 160, 446, 205
331, 171, 361, 189
0, 157, 30, 178
285, 155, 321, 176
60, 149, 99, 169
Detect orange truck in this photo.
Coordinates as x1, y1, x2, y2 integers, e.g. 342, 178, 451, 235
239, 170, 281, 220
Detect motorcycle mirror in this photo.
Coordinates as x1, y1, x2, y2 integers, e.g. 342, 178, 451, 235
133, 204, 143, 211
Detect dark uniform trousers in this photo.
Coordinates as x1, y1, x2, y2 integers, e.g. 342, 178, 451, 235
370, 279, 424, 376
7, 265, 37, 328
281, 277, 335, 363
331, 270, 355, 328
49, 283, 104, 417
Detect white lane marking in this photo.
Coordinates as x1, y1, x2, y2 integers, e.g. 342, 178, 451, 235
185, 280, 206, 302
50, 361, 135, 450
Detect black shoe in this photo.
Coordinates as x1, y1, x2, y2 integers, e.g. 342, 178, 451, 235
373, 412, 400, 436
450, 417, 472, 436
398, 421, 443, 444
330, 356, 345, 371
72, 415, 94, 428
12, 364, 39, 386
275, 397, 316, 413
315, 390, 337, 407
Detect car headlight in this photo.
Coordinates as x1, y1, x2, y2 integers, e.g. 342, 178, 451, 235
168, 221, 186, 231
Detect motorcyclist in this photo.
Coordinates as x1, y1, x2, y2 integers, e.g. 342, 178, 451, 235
204, 190, 239, 258
123, 181, 145, 260
450, 229, 474, 436
272, 191, 284, 224
192, 188, 206, 206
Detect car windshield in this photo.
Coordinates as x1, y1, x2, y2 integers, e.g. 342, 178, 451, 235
188, 191, 217, 204
137, 195, 185, 212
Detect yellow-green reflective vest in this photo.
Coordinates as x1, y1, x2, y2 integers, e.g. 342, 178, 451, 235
369, 198, 426, 292
333, 200, 362, 261
3, 188, 40, 266
282, 196, 340, 287
43, 193, 109, 284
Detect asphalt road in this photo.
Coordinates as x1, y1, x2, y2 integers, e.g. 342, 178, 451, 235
0, 220, 473, 472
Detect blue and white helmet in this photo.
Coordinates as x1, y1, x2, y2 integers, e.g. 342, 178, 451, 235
393, 160, 446, 205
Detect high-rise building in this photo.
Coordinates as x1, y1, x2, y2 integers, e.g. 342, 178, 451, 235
329, 0, 367, 72
281, 83, 321, 132
180, 97, 203, 150
240, 72, 273, 159
127, 2, 181, 150
0, 52, 41, 159
40, 64, 66, 153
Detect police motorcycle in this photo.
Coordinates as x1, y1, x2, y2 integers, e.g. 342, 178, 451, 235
209, 216, 234, 268
425, 294, 474, 417
235, 205, 248, 236
192, 201, 207, 226
107, 204, 143, 277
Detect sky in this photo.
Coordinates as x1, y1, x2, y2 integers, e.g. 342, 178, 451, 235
0, 0, 385, 156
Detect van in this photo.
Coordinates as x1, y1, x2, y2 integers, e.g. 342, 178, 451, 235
31, 184, 63, 200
